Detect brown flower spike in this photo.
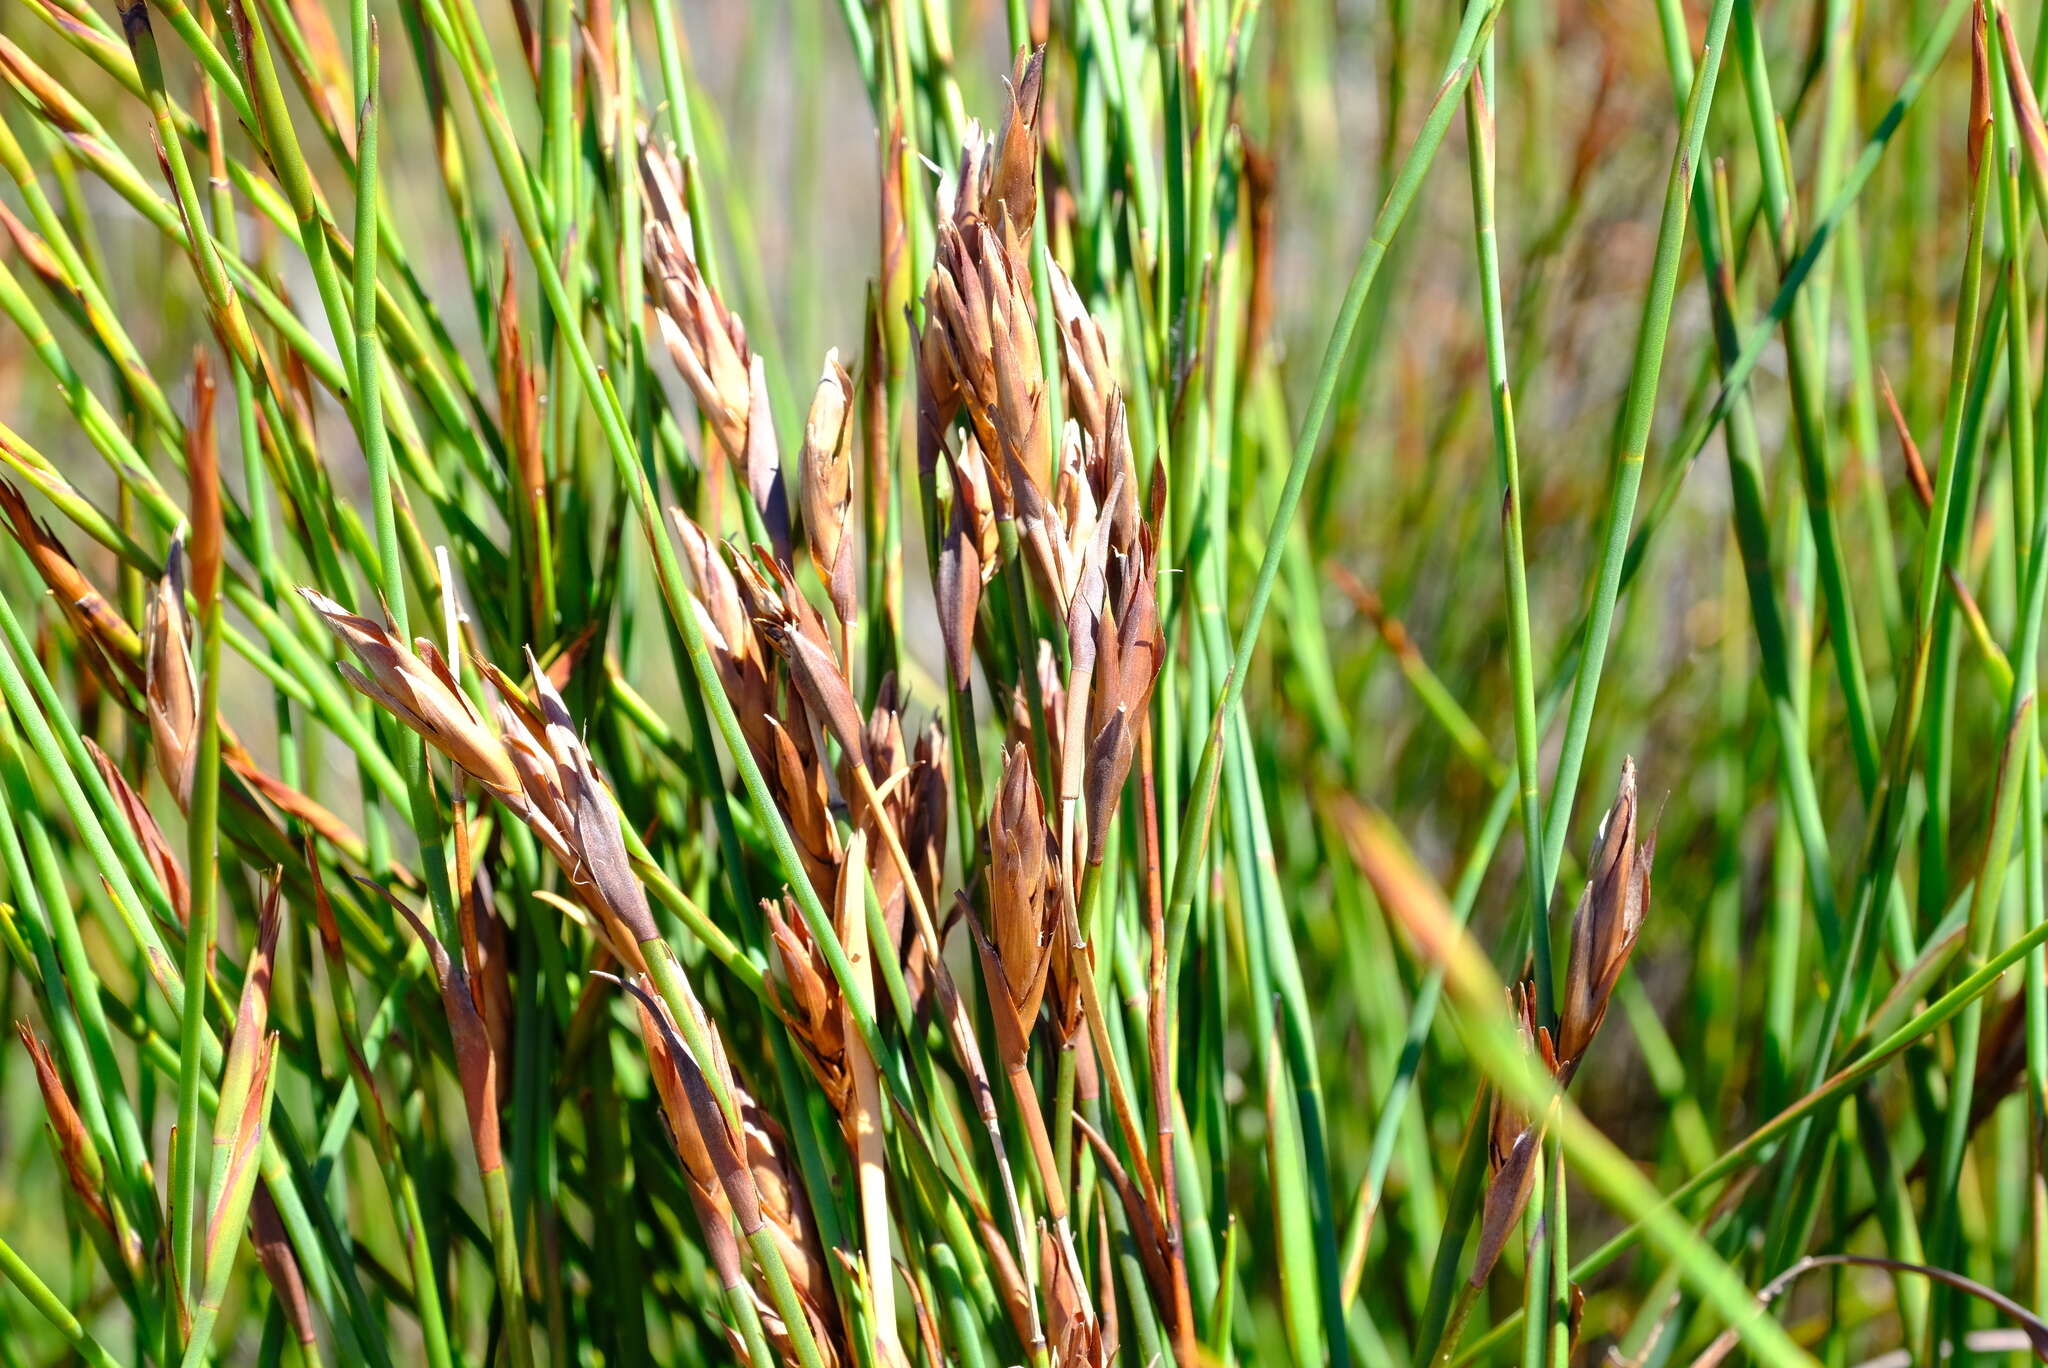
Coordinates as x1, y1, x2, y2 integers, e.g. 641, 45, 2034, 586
976, 743, 1059, 1074
1556, 755, 1654, 1075
300, 589, 522, 804
145, 540, 199, 808
1472, 760, 1653, 1286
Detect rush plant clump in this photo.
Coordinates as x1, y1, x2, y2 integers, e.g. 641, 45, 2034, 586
9, 0, 2048, 1365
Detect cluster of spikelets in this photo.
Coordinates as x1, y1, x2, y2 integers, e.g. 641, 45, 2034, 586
237, 50, 1177, 1367
26, 0, 2048, 1358
0, 29, 1662, 1356
0, 36, 1162, 1362
0, 23, 1675, 1354
1475, 763, 1653, 1297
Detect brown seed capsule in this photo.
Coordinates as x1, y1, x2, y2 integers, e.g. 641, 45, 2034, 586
1556, 757, 1654, 1073
495, 246, 543, 493
734, 547, 868, 771
1042, 1221, 1107, 1366
670, 511, 753, 661
899, 721, 949, 1007
727, 543, 837, 669
937, 436, 999, 693
951, 435, 1001, 569
597, 970, 766, 1238
1084, 523, 1161, 865
302, 589, 524, 806
766, 893, 850, 1115
217, 874, 283, 1135
922, 208, 1056, 568
456, 657, 659, 967
492, 696, 576, 861
670, 510, 779, 765
532, 663, 661, 945
451, 806, 513, 1105
926, 278, 994, 478
1102, 395, 1146, 558
847, 688, 905, 879
1048, 262, 1115, 456
981, 46, 1045, 246
740, 1097, 842, 1355
641, 143, 792, 561
634, 1013, 752, 1331
632, 987, 725, 1205
1062, 439, 1115, 634
642, 146, 750, 459
201, 1035, 278, 1277
765, 715, 840, 895
976, 745, 1058, 1073
495, 247, 548, 630
983, 223, 1050, 504
914, 310, 962, 477
1053, 421, 1100, 598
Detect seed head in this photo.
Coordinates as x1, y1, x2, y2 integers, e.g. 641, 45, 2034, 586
606, 972, 840, 1357
531, 662, 660, 945
1084, 521, 1162, 866
981, 46, 1045, 246
670, 510, 777, 762
766, 892, 851, 1115
937, 515, 983, 691
642, 145, 750, 458
740, 1099, 842, 1354
145, 540, 198, 808
974, 745, 1060, 1072
731, 546, 867, 769
766, 714, 841, 896
924, 216, 1051, 566
1556, 757, 1654, 1072
642, 143, 790, 559
899, 720, 949, 1006
480, 657, 661, 955
914, 312, 961, 480
1042, 1221, 1109, 1366
1048, 262, 1116, 458
301, 588, 523, 805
